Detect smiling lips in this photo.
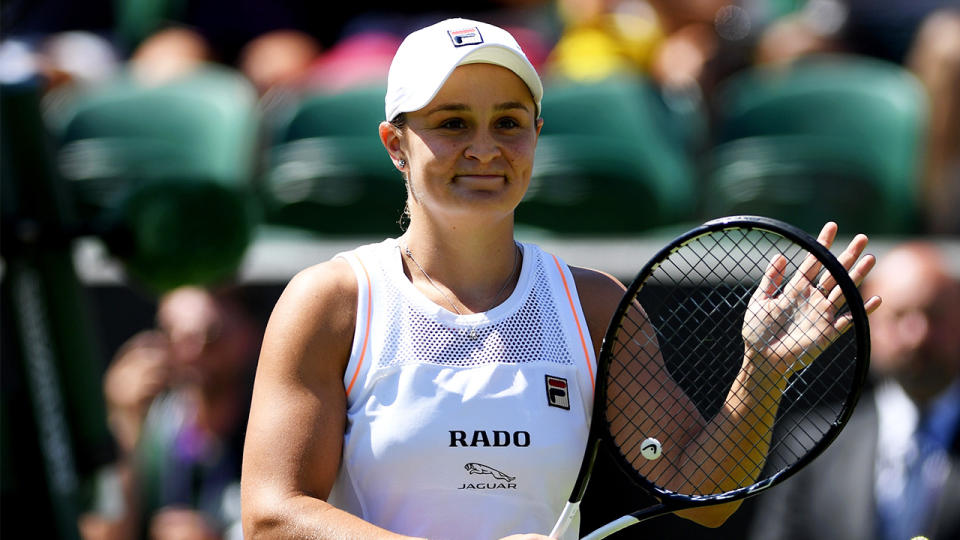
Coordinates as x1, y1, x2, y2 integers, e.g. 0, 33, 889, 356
454, 174, 507, 187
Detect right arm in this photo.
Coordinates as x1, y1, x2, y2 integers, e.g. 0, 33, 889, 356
240, 259, 423, 539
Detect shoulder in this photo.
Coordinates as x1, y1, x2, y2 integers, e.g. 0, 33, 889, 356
570, 266, 625, 319
570, 265, 627, 352
260, 257, 359, 378
276, 257, 358, 324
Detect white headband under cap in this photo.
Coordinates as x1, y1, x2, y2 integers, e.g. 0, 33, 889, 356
384, 18, 543, 121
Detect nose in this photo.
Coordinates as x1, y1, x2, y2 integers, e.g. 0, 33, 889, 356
463, 128, 501, 164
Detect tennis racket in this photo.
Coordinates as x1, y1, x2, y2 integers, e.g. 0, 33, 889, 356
550, 215, 873, 539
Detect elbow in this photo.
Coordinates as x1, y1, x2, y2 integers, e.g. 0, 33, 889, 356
241, 484, 338, 539
241, 485, 294, 540
242, 506, 285, 540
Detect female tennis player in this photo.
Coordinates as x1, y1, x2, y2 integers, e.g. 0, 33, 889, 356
240, 18, 881, 540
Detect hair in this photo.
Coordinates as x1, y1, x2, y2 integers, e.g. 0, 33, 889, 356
389, 112, 411, 230
390, 112, 407, 130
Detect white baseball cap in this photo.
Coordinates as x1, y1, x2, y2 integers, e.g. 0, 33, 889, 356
385, 18, 543, 121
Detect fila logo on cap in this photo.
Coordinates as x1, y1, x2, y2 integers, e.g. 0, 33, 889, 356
448, 27, 484, 47
545, 375, 570, 410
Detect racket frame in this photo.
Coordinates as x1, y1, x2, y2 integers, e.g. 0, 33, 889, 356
558, 215, 871, 538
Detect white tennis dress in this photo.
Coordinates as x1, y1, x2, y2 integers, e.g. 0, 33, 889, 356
328, 238, 597, 540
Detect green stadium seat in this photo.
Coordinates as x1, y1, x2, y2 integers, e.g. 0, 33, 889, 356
48, 64, 261, 291
710, 54, 928, 234
113, 0, 185, 50
702, 135, 885, 234
260, 85, 407, 236
519, 75, 698, 234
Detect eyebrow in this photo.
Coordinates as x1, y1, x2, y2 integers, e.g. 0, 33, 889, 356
423, 101, 531, 115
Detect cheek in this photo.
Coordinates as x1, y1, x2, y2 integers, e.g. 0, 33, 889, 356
505, 138, 538, 172
412, 140, 460, 169
870, 319, 906, 358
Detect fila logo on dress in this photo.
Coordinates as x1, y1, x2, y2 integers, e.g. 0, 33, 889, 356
545, 375, 570, 410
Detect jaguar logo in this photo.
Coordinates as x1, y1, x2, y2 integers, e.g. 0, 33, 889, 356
459, 463, 518, 490
464, 462, 515, 482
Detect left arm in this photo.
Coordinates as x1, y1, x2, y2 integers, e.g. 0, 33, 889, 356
574, 266, 734, 526
673, 224, 880, 524
573, 224, 881, 527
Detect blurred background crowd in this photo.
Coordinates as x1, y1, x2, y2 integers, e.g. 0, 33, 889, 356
1, 0, 958, 539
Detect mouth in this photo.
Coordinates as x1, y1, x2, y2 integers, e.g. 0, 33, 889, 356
453, 174, 507, 189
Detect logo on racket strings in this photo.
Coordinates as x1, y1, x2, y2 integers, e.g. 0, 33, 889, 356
545, 375, 570, 410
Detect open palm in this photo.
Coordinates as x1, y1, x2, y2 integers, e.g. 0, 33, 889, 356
742, 223, 880, 378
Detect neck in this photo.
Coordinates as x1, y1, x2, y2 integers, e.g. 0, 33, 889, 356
401, 218, 521, 314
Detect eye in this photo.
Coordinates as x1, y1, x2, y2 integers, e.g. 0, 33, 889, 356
439, 118, 467, 129
496, 116, 521, 129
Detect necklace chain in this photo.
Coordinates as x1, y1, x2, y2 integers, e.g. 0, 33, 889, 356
403, 243, 521, 315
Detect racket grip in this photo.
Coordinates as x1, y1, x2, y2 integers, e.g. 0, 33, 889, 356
549, 501, 580, 538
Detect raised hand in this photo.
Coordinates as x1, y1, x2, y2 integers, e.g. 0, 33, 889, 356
742, 222, 881, 378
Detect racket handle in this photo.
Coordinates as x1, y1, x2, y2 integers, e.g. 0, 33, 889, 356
581, 515, 640, 540
549, 501, 580, 538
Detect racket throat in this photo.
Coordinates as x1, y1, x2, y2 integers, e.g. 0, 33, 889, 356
581, 503, 670, 540
549, 501, 581, 538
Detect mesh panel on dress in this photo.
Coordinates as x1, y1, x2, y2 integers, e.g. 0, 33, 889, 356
379, 255, 575, 368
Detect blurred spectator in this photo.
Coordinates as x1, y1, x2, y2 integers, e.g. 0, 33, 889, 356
906, 10, 960, 234
39, 31, 120, 89
237, 29, 321, 96
546, 0, 664, 82
753, 1, 846, 65
546, 0, 741, 90
80, 286, 260, 540
124, 23, 322, 96
543, 0, 744, 156
753, 3, 960, 233
103, 331, 171, 457
747, 241, 960, 540
298, 0, 554, 95
128, 26, 214, 86
0, 31, 120, 102
300, 31, 400, 93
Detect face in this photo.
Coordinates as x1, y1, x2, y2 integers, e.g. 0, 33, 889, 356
156, 287, 248, 384
865, 245, 960, 402
381, 63, 542, 226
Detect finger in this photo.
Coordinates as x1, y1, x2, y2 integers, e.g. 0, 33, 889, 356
833, 295, 881, 335
823, 234, 871, 285
788, 223, 837, 296
834, 313, 853, 335
827, 283, 844, 305
825, 253, 876, 309
847, 251, 876, 289
758, 254, 788, 298
817, 221, 839, 248
818, 233, 869, 292
864, 294, 882, 315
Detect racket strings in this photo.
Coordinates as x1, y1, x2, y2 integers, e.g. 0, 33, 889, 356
602, 229, 864, 497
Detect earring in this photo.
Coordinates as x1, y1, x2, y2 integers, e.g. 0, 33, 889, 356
399, 159, 406, 168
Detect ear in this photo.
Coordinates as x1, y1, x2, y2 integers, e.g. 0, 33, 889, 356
379, 121, 405, 171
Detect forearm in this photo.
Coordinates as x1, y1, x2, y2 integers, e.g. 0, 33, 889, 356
666, 356, 783, 526
243, 492, 425, 540
683, 353, 786, 493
